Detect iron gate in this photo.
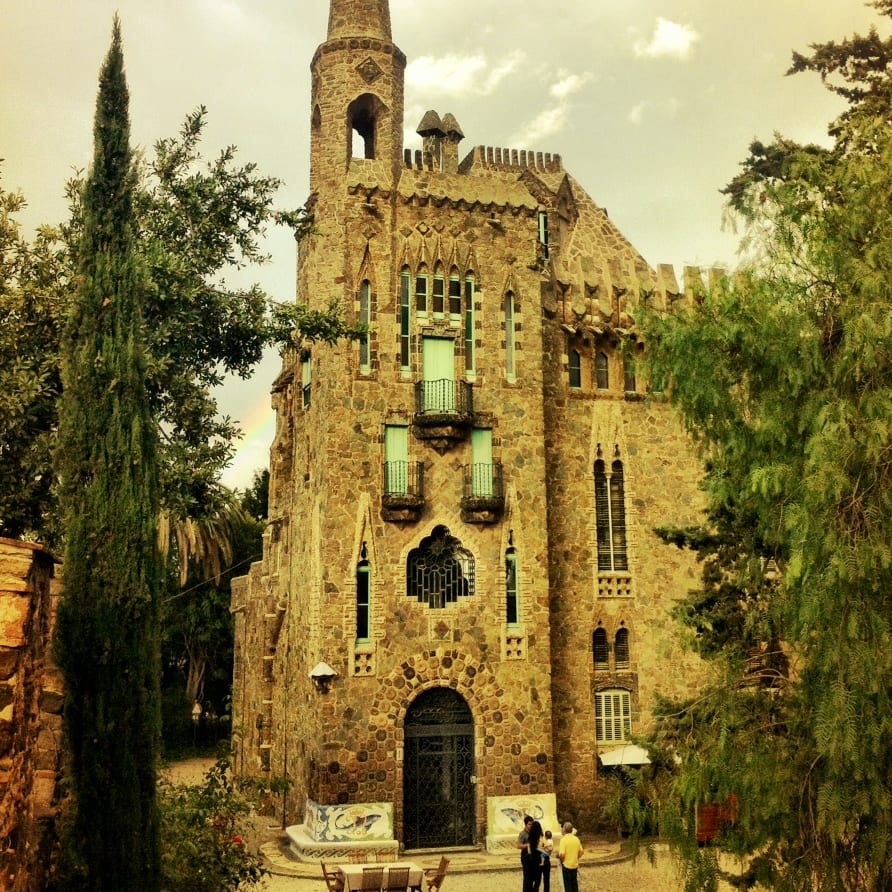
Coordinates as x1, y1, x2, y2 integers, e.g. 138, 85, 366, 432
403, 688, 475, 849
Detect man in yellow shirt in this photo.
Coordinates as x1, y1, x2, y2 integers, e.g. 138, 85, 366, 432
557, 821, 583, 892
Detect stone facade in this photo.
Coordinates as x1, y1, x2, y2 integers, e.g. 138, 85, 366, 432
231, 0, 707, 848
0, 538, 62, 891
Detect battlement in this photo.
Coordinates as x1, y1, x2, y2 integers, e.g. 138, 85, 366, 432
459, 145, 564, 175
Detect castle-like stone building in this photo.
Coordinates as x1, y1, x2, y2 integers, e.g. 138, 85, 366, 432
232, 0, 706, 852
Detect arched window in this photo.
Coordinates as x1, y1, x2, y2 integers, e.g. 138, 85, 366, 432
448, 267, 462, 318
432, 263, 445, 316
595, 688, 632, 743
569, 349, 582, 389
359, 280, 371, 372
399, 267, 411, 371
506, 539, 518, 626
595, 451, 629, 571
407, 525, 475, 608
615, 626, 630, 670
347, 94, 380, 160
464, 273, 476, 376
356, 544, 371, 641
415, 264, 429, 315
596, 352, 609, 390
624, 359, 636, 394
593, 627, 609, 670
505, 291, 516, 380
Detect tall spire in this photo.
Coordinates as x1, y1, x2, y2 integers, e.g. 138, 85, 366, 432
327, 0, 392, 41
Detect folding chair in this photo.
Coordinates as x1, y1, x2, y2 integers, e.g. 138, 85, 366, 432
360, 866, 385, 891
383, 866, 410, 891
423, 856, 449, 892
321, 862, 345, 892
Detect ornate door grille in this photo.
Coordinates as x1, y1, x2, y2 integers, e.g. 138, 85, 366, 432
403, 688, 475, 849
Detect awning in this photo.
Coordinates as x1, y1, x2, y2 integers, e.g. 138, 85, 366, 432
598, 744, 651, 766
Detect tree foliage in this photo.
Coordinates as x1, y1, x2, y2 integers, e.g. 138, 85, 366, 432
642, 5, 892, 890
158, 758, 266, 892
53, 20, 163, 890
0, 111, 363, 546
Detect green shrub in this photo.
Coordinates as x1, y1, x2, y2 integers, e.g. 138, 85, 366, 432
158, 756, 266, 891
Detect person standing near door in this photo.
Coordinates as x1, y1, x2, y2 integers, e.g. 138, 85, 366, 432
558, 822, 584, 892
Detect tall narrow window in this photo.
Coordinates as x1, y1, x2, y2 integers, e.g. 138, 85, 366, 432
415, 266, 429, 315
505, 291, 516, 380
569, 349, 582, 389
432, 266, 445, 316
399, 269, 411, 371
595, 689, 632, 743
609, 459, 629, 571
464, 275, 476, 376
615, 626, 630, 670
356, 545, 371, 641
301, 356, 312, 409
505, 543, 518, 626
624, 359, 636, 394
593, 627, 609, 670
448, 272, 462, 318
359, 280, 371, 372
596, 352, 609, 390
537, 211, 549, 260
384, 425, 409, 496
595, 454, 629, 572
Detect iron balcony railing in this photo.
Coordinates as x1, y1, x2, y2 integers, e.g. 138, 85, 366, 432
461, 461, 505, 504
414, 378, 474, 419
382, 460, 425, 502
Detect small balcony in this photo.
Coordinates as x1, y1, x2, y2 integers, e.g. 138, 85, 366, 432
381, 460, 425, 523
413, 379, 474, 452
460, 461, 505, 523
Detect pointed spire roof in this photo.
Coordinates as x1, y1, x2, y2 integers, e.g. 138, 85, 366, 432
327, 0, 392, 41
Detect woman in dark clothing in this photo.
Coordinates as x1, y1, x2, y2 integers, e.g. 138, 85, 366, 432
523, 820, 545, 892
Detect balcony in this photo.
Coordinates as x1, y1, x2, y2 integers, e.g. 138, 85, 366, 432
381, 461, 425, 523
413, 379, 474, 452
460, 461, 505, 523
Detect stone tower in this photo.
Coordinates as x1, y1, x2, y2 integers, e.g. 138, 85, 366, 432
232, 0, 706, 854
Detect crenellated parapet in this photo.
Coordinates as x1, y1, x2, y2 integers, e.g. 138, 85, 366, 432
550, 261, 727, 340
458, 145, 564, 174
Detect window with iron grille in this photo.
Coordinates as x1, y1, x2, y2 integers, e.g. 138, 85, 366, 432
595, 689, 631, 743
595, 454, 628, 572
407, 525, 475, 608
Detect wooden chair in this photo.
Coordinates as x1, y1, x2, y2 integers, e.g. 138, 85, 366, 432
423, 856, 449, 892
320, 862, 345, 892
360, 866, 385, 891
383, 866, 410, 891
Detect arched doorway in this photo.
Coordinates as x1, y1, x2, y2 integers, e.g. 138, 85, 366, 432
403, 687, 475, 849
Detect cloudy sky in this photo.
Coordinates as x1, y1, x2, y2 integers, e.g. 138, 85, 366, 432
2, 0, 884, 487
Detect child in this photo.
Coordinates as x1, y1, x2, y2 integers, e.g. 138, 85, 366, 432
539, 829, 553, 892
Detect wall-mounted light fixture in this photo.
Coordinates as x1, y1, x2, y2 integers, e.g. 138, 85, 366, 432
309, 661, 338, 694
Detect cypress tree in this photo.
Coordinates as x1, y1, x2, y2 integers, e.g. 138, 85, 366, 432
54, 18, 162, 891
